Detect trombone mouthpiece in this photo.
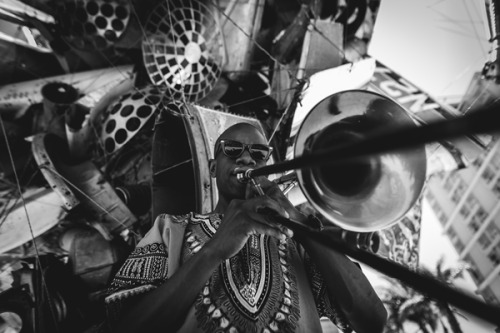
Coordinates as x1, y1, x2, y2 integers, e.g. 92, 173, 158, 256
236, 173, 247, 183
236, 169, 254, 183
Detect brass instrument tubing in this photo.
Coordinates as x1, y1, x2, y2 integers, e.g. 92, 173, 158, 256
235, 102, 500, 325
244, 102, 500, 181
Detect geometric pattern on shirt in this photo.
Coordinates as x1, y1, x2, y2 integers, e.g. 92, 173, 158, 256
108, 242, 168, 293
181, 213, 221, 261
194, 219, 301, 333
304, 251, 352, 332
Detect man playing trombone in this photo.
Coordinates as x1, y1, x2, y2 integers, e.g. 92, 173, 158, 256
104, 122, 387, 333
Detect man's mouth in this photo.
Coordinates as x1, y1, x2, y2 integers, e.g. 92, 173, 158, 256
232, 167, 250, 183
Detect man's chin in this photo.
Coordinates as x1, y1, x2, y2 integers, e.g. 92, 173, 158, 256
229, 182, 247, 199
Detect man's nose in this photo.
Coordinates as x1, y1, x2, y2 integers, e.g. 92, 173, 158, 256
236, 149, 256, 165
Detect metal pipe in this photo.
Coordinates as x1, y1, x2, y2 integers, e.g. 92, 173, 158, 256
242, 100, 500, 181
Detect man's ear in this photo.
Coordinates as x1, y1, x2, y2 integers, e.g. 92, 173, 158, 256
209, 159, 216, 178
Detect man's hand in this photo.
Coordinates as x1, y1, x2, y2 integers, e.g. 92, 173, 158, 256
249, 176, 307, 223
207, 189, 294, 260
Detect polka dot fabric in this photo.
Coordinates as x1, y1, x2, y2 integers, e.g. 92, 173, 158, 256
54, 0, 130, 50
102, 86, 165, 154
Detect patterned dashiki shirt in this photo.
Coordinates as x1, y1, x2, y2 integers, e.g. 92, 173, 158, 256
105, 213, 351, 332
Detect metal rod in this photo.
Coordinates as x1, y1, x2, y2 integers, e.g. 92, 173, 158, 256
311, 228, 500, 326
275, 215, 500, 326
243, 103, 500, 325
246, 102, 500, 180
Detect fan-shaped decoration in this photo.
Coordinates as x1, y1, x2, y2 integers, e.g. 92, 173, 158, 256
53, 0, 131, 50
142, 0, 225, 102
101, 86, 166, 154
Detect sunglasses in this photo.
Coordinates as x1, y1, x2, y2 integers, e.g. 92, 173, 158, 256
215, 140, 273, 161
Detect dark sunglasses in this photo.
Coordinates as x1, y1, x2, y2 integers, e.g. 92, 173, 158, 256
215, 140, 273, 161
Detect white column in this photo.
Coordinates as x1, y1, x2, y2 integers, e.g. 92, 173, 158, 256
463, 204, 480, 226
478, 264, 500, 292
484, 237, 500, 256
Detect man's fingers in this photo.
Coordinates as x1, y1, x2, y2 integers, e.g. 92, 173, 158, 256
255, 202, 289, 219
252, 204, 294, 239
231, 195, 295, 239
251, 213, 294, 240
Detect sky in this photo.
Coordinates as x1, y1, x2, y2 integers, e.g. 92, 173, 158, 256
369, 0, 491, 105
365, 1, 497, 331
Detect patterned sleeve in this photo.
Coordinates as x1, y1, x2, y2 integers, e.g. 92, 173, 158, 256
299, 245, 353, 333
104, 213, 188, 328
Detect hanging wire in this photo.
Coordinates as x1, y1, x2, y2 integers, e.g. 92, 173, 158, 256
0, 16, 146, 325
224, 84, 301, 108
164, 0, 189, 107
2, 12, 148, 315
267, 90, 295, 144
207, 0, 316, 142
0, 168, 40, 230
462, 80, 495, 113
2, 3, 497, 328
0, 2, 340, 329
209, 0, 304, 86
127, 0, 149, 45
460, 0, 489, 58
0, 116, 61, 333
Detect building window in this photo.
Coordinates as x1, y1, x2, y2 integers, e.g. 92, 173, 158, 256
478, 233, 492, 249
438, 212, 448, 225
446, 228, 458, 244
450, 181, 466, 203
443, 172, 458, 191
469, 220, 480, 232
472, 155, 484, 167
490, 151, 500, 171
487, 243, 500, 265
459, 205, 470, 218
468, 206, 487, 231
493, 178, 500, 198
487, 223, 500, 242
482, 166, 495, 184
446, 228, 464, 252
447, 227, 458, 241
465, 194, 479, 209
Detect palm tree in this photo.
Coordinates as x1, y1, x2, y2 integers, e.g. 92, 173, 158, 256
379, 257, 468, 333
380, 277, 440, 333
428, 258, 467, 333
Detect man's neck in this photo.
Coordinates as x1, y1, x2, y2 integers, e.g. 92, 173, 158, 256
213, 198, 229, 214
213, 193, 246, 214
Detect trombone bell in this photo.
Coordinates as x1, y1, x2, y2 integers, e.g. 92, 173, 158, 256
295, 90, 427, 232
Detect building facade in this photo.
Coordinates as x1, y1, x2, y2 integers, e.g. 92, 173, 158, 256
425, 139, 500, 305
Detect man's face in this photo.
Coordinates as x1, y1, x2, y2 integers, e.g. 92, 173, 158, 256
211, 126, 269, 200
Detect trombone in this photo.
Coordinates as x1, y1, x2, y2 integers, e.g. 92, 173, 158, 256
237, 90, 500, 326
